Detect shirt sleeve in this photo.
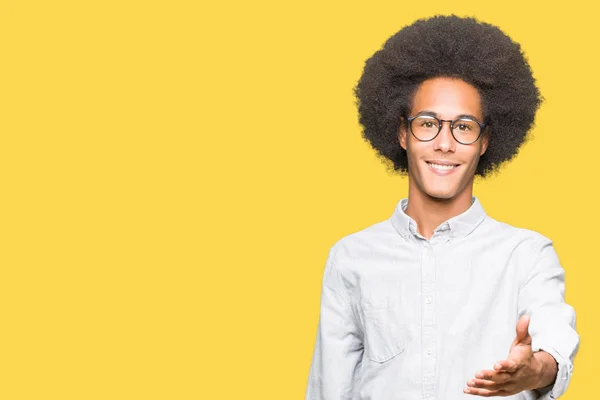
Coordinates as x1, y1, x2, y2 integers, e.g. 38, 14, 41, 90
517, 237, 580, 399
305, 245, 364, 400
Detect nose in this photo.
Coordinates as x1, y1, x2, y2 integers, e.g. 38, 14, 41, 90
433, 120, 455, 153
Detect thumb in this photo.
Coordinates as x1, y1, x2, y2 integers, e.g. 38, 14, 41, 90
515, 314, 532, 345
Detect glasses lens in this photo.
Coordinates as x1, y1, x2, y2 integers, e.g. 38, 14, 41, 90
410, 116, 440, 141
452, 118, 481, 144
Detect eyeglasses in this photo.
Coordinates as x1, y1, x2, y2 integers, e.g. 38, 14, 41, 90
406, 115, 486, 145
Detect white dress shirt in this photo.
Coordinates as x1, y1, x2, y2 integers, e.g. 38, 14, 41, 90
305, 197, 579, 400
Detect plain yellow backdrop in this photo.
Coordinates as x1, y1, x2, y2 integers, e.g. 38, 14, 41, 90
0, 0, 595, 399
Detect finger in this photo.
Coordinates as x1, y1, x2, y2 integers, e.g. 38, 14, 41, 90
467, 376, 515, 391
464, 386, 505, 397
467, 378, 501, 391
515, 314, 531, 344
475, 370, 511, 384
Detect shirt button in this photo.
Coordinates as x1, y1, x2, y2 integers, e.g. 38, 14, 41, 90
426, 296, 433, 304
426, 348, 432, 355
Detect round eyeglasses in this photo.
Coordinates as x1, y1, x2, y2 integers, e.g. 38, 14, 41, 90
406, 115, 486, 145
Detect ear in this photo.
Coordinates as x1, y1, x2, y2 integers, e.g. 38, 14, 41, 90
480, 130, 490, 156
398, 119, 408, 151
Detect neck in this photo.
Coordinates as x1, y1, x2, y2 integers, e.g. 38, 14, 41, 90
404, 183, 474, 240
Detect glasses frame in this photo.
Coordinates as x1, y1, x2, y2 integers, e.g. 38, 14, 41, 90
406, 115, 486, 145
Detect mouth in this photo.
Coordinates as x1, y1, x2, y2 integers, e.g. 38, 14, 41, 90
425, 161, 460, 175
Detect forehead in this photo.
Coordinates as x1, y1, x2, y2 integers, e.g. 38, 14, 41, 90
411, 77, 483, 119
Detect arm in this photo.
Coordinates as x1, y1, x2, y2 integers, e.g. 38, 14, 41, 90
305, 246, 364, 400
518, 238, 580, 399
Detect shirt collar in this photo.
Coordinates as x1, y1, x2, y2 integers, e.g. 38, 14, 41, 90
390, 196, 487, 242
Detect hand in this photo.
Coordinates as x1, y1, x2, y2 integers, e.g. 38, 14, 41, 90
463, 314, 556, 397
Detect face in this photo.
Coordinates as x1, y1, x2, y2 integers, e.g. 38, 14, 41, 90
398, 77, 489, 201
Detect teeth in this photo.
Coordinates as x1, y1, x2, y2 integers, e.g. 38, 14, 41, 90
428, 162, 457, 171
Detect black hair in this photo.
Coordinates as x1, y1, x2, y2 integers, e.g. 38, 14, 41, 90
354, 15, 543, 177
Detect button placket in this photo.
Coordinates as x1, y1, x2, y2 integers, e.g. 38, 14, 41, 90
421, 242, 437, 396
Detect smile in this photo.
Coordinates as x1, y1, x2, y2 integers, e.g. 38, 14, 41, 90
426, 161, 460, 175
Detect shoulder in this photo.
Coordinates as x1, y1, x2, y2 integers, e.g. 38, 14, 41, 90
322, 218, 397, 283
482, 218, 559, 272
482, 216, 554, 248
475, 218, 562, 284
328, 218, 397, 261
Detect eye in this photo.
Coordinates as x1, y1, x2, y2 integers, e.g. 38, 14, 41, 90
416, 117, 438, 128
454, 119, 478, 132
412, 116, 439, 131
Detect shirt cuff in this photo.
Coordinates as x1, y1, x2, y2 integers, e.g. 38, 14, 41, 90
530, 346, 573, 399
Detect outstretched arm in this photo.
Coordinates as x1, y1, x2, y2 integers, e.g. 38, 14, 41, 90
464, 238, 580, 398
518, 239, 579, 398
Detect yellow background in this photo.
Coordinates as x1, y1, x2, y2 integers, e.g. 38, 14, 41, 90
0, 0, 595, 399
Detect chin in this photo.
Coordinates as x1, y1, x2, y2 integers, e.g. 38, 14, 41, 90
423, 187, 459, 201
427, 193, 456, 201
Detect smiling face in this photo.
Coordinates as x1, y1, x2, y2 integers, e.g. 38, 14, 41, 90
399, 77, 489, 202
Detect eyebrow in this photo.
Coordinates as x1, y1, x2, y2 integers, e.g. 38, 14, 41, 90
415, 110, 482, 121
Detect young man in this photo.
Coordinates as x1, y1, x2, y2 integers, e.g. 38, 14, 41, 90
305, 15, 579, 400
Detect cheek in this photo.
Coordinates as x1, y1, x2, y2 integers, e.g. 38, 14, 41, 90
406, 140, 429, 160
459, 147, 482, 167
407, 149, 426, 173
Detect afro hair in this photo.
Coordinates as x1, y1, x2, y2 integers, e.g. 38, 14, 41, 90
354, 15, 543, 177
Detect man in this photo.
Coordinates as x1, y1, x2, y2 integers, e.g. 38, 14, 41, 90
305, 15, 579, 400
